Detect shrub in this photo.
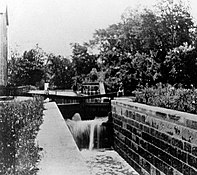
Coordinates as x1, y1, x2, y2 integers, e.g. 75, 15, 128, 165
0, 97, 44, 174
133, 83, 197, 114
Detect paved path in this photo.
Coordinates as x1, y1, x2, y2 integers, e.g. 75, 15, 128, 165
36, 102, 90, 175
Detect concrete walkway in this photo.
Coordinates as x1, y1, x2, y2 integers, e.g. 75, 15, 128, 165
36, 102, 90, 175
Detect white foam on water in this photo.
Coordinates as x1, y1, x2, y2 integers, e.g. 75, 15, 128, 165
81, 149, 139, 175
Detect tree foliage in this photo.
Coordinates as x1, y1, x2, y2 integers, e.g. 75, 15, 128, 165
161, 43, 197, 87
8, 46, 45, 88
85, 0, 197, 94
47, 54, 74, 89
71, 43, 98, 74
8, 0, 197, 94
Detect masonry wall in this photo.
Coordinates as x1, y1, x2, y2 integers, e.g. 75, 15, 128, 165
112, 99, 197, 175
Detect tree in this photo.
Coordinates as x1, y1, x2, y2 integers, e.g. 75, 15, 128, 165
47, 54, 74, 89
8, 46, 45, 88
85, 0, 197, 92
131, 52, 161, 86
71, 43, 98, 81
156, 0, 194, 49
161, 43, 197, 87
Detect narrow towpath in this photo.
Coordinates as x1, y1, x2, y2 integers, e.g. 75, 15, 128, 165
36, 102, 90, 175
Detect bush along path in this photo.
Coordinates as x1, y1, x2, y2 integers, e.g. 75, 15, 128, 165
0, 97, 44, 175
134, 83, 197, 114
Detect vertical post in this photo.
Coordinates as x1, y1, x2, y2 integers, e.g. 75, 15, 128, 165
44, 83, 49, 91
0, 7, 9, 94
13, 120, 16, 175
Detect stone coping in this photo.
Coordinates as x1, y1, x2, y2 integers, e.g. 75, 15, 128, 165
112, 99, 197, 130
36, 102, 90, 175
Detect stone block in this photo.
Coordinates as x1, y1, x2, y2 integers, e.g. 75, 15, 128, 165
182, 164, 190, 175
143, 125, 150, 133
133, 127, 137, 135
173, 169, 183, 175
146, 152, 155, 165
163, 163, 172, 175
156, 169, 161, 175
136, 129, 142, 137
163, 152, 172, 166
182, 128, 197, 145
150, 165, 157, 175
163, 143, 172, 155
135, 112, 142, 122
142, 132, 152, 143
124, 129, 130, 138
173, 125, 182, 138
134, 121, 140, 129
186, 119, 197, 130
128, 118, 135, 126
112, 106, 116, 112
122, 121, 127, 129
168, 114, 181, 122
131, 159, 142, 174
129, 110, 136, 120
132, 141, 139, 152
169, 146, 177, 159
164, 122, 175, 136
140, 123, 143, 130
188, 154, 197, 169
172, 137, 183, 149
133, 152, 140, 164
126, 123, 131, 131
117, 132, 125, 142
155, 111, 167, 119
184, 142, 192, 153
154, 157, 164, 172
161, 132, 172, 143
145, 116, 152, 126
171, 158, 183, 173
141, 168, 150, 175
190, 167, 197, 175
125, 137, 131, 147
140, 138, 147, 148
177, 149, 187, 163
143, 159, 151, 173
152, 118, 160, 129
191, 145, 197, 157
125, 109, 129, 117
168, 167, 174, 175
115, 106, 122, 115
150, 128, 157, 137
114, 118, 123, 127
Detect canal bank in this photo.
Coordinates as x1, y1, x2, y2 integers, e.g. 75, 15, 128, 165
36, 101, 139, 175
36, 102, 90, 175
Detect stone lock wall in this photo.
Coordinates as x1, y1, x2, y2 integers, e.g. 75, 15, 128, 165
112, 99, 197, 175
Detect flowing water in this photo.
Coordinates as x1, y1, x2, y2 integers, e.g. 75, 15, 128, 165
66, 117, 109, 150
66, 117, 139, 175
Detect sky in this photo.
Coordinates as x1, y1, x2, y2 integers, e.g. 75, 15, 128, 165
1, 0, 197, 57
